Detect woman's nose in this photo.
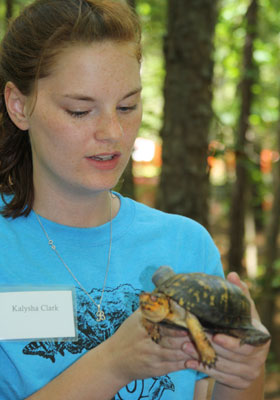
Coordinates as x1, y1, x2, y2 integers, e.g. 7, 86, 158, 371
94, 111, 124, 142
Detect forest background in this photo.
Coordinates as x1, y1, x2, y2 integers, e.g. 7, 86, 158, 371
1, 0, 280, 397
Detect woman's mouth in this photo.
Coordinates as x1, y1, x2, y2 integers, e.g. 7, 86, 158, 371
90, 154, 116, 161
86, 152, 121, 170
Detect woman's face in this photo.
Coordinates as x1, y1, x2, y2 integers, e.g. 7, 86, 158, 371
24, 41, 142, 198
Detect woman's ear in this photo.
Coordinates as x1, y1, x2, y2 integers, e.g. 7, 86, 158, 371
4, 82, 30, 131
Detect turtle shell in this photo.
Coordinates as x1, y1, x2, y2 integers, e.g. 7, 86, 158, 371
153, 269, 252, 329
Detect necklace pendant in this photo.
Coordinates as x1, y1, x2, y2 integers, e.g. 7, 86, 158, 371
48, 239, 56, 250
96, 305, 105, 321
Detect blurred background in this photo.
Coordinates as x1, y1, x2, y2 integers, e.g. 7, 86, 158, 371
1, 0, 280, 397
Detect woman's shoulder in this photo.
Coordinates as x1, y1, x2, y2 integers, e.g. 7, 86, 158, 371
120, 193, 209, 236
120, 195, 222, 276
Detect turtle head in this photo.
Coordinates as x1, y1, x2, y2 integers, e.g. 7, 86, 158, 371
152, 266, 175, 287
139, 292, 170, 322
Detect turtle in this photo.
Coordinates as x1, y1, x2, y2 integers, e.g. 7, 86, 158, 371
139, 266, 270, 368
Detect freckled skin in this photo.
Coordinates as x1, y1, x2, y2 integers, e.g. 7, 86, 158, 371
140, 266, 271, 368
23, 41, 143, 214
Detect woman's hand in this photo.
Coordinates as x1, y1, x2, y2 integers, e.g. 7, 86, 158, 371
184, 272, 271, 391
104, 309, 193, 385
106, 273, 270, 394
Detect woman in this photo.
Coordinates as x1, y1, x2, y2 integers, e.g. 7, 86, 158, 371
0, 0, 270, 399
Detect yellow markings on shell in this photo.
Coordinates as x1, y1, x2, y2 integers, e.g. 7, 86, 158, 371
197, 279, 211, 291
220, 292, 229, 310
193, 291, 200, 302
184, 301, 195, 309
210, 295, 215, 306
220, 281, 229, 292
179, 298, 185, 306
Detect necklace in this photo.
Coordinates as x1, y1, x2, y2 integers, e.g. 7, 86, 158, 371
34, 193, 112, 322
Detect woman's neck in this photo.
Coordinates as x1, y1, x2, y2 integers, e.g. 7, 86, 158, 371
32, 189, 120, 228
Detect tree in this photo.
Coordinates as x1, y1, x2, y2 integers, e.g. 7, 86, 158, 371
259, 87, 280, 361
126, 0, 136, 8
117, 0, 137, 199
157, 0, 217, 228
227, 0, 258, 274
117, 157, 135, 198
5, 0, 13, 21
3, 0, 14, 30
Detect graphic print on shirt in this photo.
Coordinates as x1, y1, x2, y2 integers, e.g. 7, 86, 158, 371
22, 284, 176, 399
115, 376, 175, 400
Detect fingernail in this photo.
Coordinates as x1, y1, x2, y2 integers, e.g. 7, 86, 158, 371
182, 343, 194, 353
185, 360, 199, 369
213, 334, 226, 345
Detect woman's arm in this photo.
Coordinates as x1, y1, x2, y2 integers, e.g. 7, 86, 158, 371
212, 364, 265, 400
27, 310, 192, 400
27, 338, 126, 400
194, 369, 265, 400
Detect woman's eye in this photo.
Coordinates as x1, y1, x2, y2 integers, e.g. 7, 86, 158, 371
118, 105, 137, 113
66, 110, 89, 118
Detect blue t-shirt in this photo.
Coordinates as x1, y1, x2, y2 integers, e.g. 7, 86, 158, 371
0, 193, 223, 399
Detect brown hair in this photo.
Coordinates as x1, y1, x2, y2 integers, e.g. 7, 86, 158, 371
0, 0, 141, 218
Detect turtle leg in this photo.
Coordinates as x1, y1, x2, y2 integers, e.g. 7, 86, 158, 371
142, 317, 161, 343
185, 312, 217, 368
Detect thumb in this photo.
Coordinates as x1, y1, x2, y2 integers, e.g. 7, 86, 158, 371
227, 272, 248, 295
227, 271, 260, 322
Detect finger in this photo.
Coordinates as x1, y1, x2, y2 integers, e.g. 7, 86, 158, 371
212, 333, 245, 353
212, 334, 252, 357
182, 341, 200, 360
185, 339, 261, 390
156, 359, 191, 376
185, 359, 257, 390
157, 345, 193, 363
160, 334, 192, 350
227, 272, 248, 295
227, 272, 261, 321
159, 325, 189, 338
212, 334, 270, 374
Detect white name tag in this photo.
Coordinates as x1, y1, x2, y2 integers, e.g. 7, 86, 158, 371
0, 287, 77, 341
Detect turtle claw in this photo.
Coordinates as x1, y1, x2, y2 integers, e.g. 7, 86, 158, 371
142, 318, 161, 343
198, 338, 217, 368
201, 353, 217, 369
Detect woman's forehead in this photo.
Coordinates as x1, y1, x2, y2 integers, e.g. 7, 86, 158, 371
35, 41, 141, 100
48, 40, 139, 70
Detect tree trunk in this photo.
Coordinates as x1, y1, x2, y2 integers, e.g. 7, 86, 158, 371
228, 0, 258, 275
5, 0, 13, 23
157, 0, 217, 228
126, 0, 136, 8
258, 93, 280, 360
118, 0, 136, 199
118, 157, 135, 199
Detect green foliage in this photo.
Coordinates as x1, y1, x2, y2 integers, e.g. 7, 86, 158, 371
266, 351, 280, 372
213, 0, 248, 142
211, 0, 280, 243
213, 0, 280, 148
0, 0, 33, 38
136, 0, 166, 46
136, 0, 166, 141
